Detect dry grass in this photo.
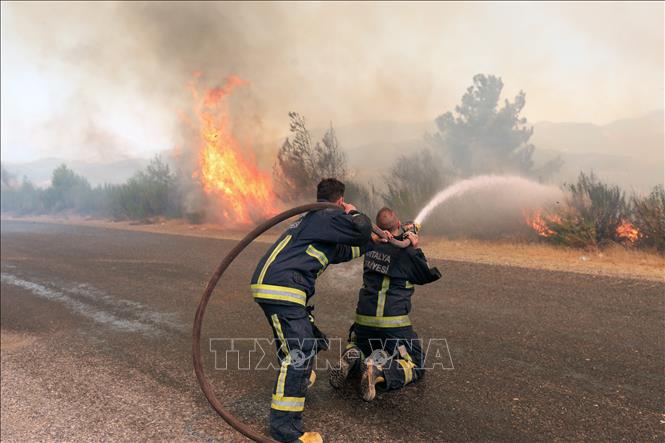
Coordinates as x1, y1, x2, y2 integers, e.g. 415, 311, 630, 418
3, 214, 664, 282
421, 237, 664, 282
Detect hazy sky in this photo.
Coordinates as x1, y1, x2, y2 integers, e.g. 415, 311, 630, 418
1, 1, 663, 163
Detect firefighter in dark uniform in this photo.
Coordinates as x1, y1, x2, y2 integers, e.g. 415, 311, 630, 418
251, 178, 372, 443
329, 206, 441, 401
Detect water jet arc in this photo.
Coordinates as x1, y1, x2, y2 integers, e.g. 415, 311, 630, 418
415, 175, 555, 225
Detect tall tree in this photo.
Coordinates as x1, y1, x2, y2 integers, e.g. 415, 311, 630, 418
430, 74, 555, 177
315, 123, 346, 179
273, 113, 347, 202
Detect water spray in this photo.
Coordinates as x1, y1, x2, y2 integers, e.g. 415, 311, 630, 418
414, 175, 559, 226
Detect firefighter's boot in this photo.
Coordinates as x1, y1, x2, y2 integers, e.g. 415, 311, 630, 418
297, 431, 323, 443
329, 346, 362, 389
360, 355, 386, 402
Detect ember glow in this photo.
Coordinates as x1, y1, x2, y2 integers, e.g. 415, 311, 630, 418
616, 220, 640, 243
190, 75, 276, 223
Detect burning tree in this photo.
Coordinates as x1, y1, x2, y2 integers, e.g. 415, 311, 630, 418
273, 112, 347, 203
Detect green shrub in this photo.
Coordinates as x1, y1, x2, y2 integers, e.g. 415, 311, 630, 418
108, 156, 181, 221
0, 178, 44, 214
41, 165, 96, 213
632, 185, 665, 252
382, 149, 447, 220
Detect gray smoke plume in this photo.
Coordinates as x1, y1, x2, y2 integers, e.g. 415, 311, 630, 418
2, 2, 662, 222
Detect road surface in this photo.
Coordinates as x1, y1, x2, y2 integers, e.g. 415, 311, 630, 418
1, 220, 663, 442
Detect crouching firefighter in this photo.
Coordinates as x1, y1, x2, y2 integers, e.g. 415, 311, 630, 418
251, 178, 372, 443
329, 206, 441, 401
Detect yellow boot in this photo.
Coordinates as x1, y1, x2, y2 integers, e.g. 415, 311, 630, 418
297, 431, 323, 443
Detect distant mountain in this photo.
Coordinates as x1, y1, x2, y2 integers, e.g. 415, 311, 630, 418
532, 111, 663, 159
3, 157, 151, 187
530, 110, 664, 191
335, 112, 663, 191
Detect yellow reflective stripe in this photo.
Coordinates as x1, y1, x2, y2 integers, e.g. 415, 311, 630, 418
398, 359, 414, 384
276, 357, 290, 397
251, 284, 306, 306
271, 395, 305, 412
351, 246, 361, 259
375, 276, 390, 317
270, 314, 289, 357
271, 314, 290, 396
252, 284, 306, 296
405, 281, 414, 289
306, 244, 328, 272
355, 313, 411, 328
258, 235, 292, 284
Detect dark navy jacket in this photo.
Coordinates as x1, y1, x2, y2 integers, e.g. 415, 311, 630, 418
251, 206, 372, 307
355, 239, 441, 328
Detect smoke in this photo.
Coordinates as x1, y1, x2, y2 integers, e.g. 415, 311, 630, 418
7, 2, 661, 160
2, 2, 662, 224
2, 3, 452, 159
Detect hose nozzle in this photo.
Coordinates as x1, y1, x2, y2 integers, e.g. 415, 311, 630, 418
402, 221, 421, 235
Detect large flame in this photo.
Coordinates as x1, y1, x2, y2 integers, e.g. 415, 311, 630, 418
616, 220, 640, 243
190, 74, 276, 223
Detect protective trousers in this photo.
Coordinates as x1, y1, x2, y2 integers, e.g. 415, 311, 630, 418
351, 323, 424, 391
260, 303, 328, 443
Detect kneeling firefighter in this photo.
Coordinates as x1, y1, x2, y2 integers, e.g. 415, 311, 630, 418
251, 178, 372, 443
329, 206, 441, 400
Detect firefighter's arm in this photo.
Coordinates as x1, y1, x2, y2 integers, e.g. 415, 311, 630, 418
322, 209, 372, 246
329, 243, 366, 264
406, 248, 442, 285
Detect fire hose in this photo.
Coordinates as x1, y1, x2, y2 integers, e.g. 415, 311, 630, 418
192, 202, 415, 442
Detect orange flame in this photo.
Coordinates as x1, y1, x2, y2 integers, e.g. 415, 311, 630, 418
616, 220, 639, 243
189, 75, 276, 224
525, 210, 561, 237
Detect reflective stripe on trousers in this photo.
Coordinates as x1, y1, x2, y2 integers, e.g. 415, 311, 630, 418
252, 284, 307, 306
355, 313, 411, 328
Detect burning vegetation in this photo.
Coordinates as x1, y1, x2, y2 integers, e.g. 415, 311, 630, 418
615, 221, 640, 243
525, 210, 561, 238
1, 73, 663, 255
189, 75, 276, 224
524, 173, 664, 251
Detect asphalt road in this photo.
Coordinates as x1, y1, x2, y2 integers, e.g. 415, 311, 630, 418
1, 220, 663, 442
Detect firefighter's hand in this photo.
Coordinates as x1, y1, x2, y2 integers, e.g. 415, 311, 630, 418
341, 202, 357, 213
405, 231, 419, 247
371, 230, 393, 243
